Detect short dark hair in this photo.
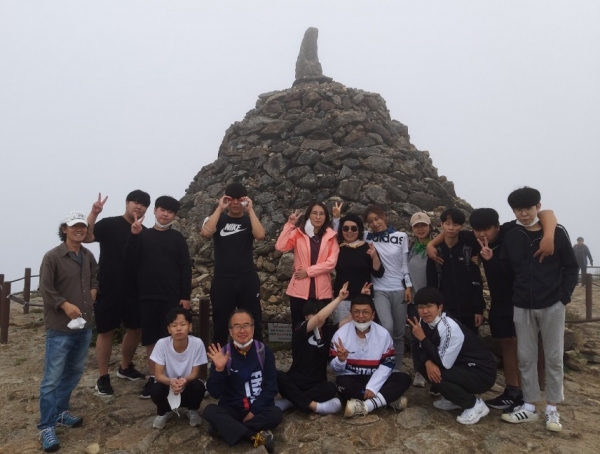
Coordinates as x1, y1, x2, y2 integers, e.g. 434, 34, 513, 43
337, 214, 365, 244
155, 195, 180, 213
507, 186, 541, 209
577, 237, 584, 242
126, 189, 151, 208
414, 287, 444, 307
166, 307, 192, 325
225, 182, 248, 199
302, 299, 325, 317
350, 294, 375, 312
469, 208, 500, 230
229, 308, 254, 327
440, 208, 465, 225
57, 223, 67, 242
363, 204, 386, 223
301, 202, 331, 238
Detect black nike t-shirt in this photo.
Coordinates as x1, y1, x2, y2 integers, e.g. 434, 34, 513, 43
94, 216, 141, 296
287, 320, 339, 387
212, 214, 256, 277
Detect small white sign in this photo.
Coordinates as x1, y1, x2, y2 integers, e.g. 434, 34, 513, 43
268, 323, 292, 342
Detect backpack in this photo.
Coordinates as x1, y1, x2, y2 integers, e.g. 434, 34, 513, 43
224, 340, 266, 374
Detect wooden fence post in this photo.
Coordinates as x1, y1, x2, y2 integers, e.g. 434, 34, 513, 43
199, 297, 211, 380
23, 268, 31, 314
0, 280, 11, 344
586, 273, 592, 321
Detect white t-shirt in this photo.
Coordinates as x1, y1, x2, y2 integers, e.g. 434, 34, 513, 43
368, 231, 411, 292
150, 335, 208, 378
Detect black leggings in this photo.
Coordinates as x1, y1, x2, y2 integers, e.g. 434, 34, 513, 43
335, 372, 411, 403
277, 370, 337, 410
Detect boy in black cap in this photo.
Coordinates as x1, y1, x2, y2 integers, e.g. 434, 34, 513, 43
125, 195, 192, 398
408, 287, 496, 425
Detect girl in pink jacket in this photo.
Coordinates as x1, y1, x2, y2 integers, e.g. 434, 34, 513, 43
275, 202, 340, 328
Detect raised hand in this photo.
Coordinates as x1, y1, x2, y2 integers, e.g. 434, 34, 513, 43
361, 282, 373, 295
218, 195, 231, 211
91, 193, 108, 215
332, 201, 343, 219
287, 209, 301, 225
338, 281, 350, 301
207, 343, 229, 371
407, 316, 425, 341
366, 243, 377, 258
131, 214, 145, 234
334, 338, 348, 362
477, 237, 493, 261
242, 196, 253, 212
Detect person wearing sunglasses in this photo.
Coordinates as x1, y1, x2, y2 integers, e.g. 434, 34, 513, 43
331, 213, 384, 324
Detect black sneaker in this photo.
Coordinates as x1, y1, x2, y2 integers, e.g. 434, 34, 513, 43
95, 375, 114, 396
117, 363, 146, 381
485, 389, 523, 410
252, 430, 275, 454
139, 377, 155, 399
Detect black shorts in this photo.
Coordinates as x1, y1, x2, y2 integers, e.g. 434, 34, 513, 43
488, 314, 516, 339
94, 293, 141, 333
140, 299, 180, 346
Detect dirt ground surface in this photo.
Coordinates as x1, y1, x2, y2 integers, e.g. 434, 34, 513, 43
1, 284, 600, 454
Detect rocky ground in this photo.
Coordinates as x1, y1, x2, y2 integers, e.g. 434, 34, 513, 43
1, 285, 599, 454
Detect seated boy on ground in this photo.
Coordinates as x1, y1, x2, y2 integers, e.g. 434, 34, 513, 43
149, 308, 207, 429
408, 287, 496, 425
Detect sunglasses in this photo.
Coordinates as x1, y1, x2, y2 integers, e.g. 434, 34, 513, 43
342, 225, 359, 232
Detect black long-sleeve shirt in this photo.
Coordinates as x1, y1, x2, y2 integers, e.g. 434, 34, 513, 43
333, 243, 384, 299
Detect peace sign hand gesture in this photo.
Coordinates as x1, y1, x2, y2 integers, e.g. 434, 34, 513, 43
332, 201, 343, 219
287, 209, 301, 225
366, 243, 377, 258
407, 316, 425, 341
91, 193, 108, 215
334, 338, 349, 362
218, 196, 231, 211
338, 281, 350, 301
131, 214, 145, 235
477, 237, 493, 261
207, 343, 229, 372
361, 282, 373, 295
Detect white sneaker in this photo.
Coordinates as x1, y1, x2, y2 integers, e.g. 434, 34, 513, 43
457, 398, 489, 425
187, 410, 202, 427
388, 396, 408, 412
501, 404, 539, 424
316, 397, 342, 415
344, 398, 368, 417
433, 397, 461, 411
153, 411, 173, 429
413, 373, 426, 388
545, 409, 562, 432
274, 398, 294, 412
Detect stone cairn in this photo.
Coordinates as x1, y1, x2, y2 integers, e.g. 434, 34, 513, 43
176, 27, 472, 327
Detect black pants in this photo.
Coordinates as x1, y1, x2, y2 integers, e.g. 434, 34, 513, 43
277, 370, 337, 411
336, 372, 411, 403
579, 264, 588, 285
202, 404, 283, 446
150, 380, 206, 415
416, 362, 495, 409
289, 297, 330, 331
445, 311, 479, 336
210, 273, 263, 345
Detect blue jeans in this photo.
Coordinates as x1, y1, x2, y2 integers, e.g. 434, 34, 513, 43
38, 328, 92, 429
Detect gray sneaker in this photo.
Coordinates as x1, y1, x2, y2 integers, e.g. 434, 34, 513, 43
187, 410, 202, 427
153, 411, 173, 429
344, 398, 368, 417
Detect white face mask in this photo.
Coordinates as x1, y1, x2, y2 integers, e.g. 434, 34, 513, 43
304, 220, 315, 238
427, 315, 442, 328
167, 388, 181, 410
233, 339, 253, 349
155, 220, 174, 229
67, 316, 86, 330
353, 320, 372, 332
516, 216, 539, 227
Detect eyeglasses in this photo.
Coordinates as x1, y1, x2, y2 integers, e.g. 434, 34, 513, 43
311, 211, 326, 217
230, 323, 254, 332
351, 309, 372, 316
342, 225, 358, 232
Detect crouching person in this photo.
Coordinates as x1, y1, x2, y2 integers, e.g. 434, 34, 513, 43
203, 310, 282, 453
409, 287, 496, 425
38, 211, 98, 452
330, 295, 411, 417
149, 308, 207, 429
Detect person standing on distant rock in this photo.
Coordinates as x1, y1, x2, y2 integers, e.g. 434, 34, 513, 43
573, 237, 593, 286
201, 182, 265, 346
275, 201, 340, 329
38, 211, 98, 453
125, 195, 192, 399
363, 204, 412, 370
85, 190, 151, 396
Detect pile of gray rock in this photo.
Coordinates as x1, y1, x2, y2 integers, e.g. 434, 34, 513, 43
175, 28, 472, 326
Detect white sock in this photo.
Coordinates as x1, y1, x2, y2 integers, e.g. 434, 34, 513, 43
315, 398, 341, 415
524, 403, 536, 412
546, 404, 557, 414
274, 398, 293, 411
364, 393, 387, 412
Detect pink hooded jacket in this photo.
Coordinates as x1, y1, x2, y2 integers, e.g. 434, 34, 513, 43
275, 222, 340, 300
